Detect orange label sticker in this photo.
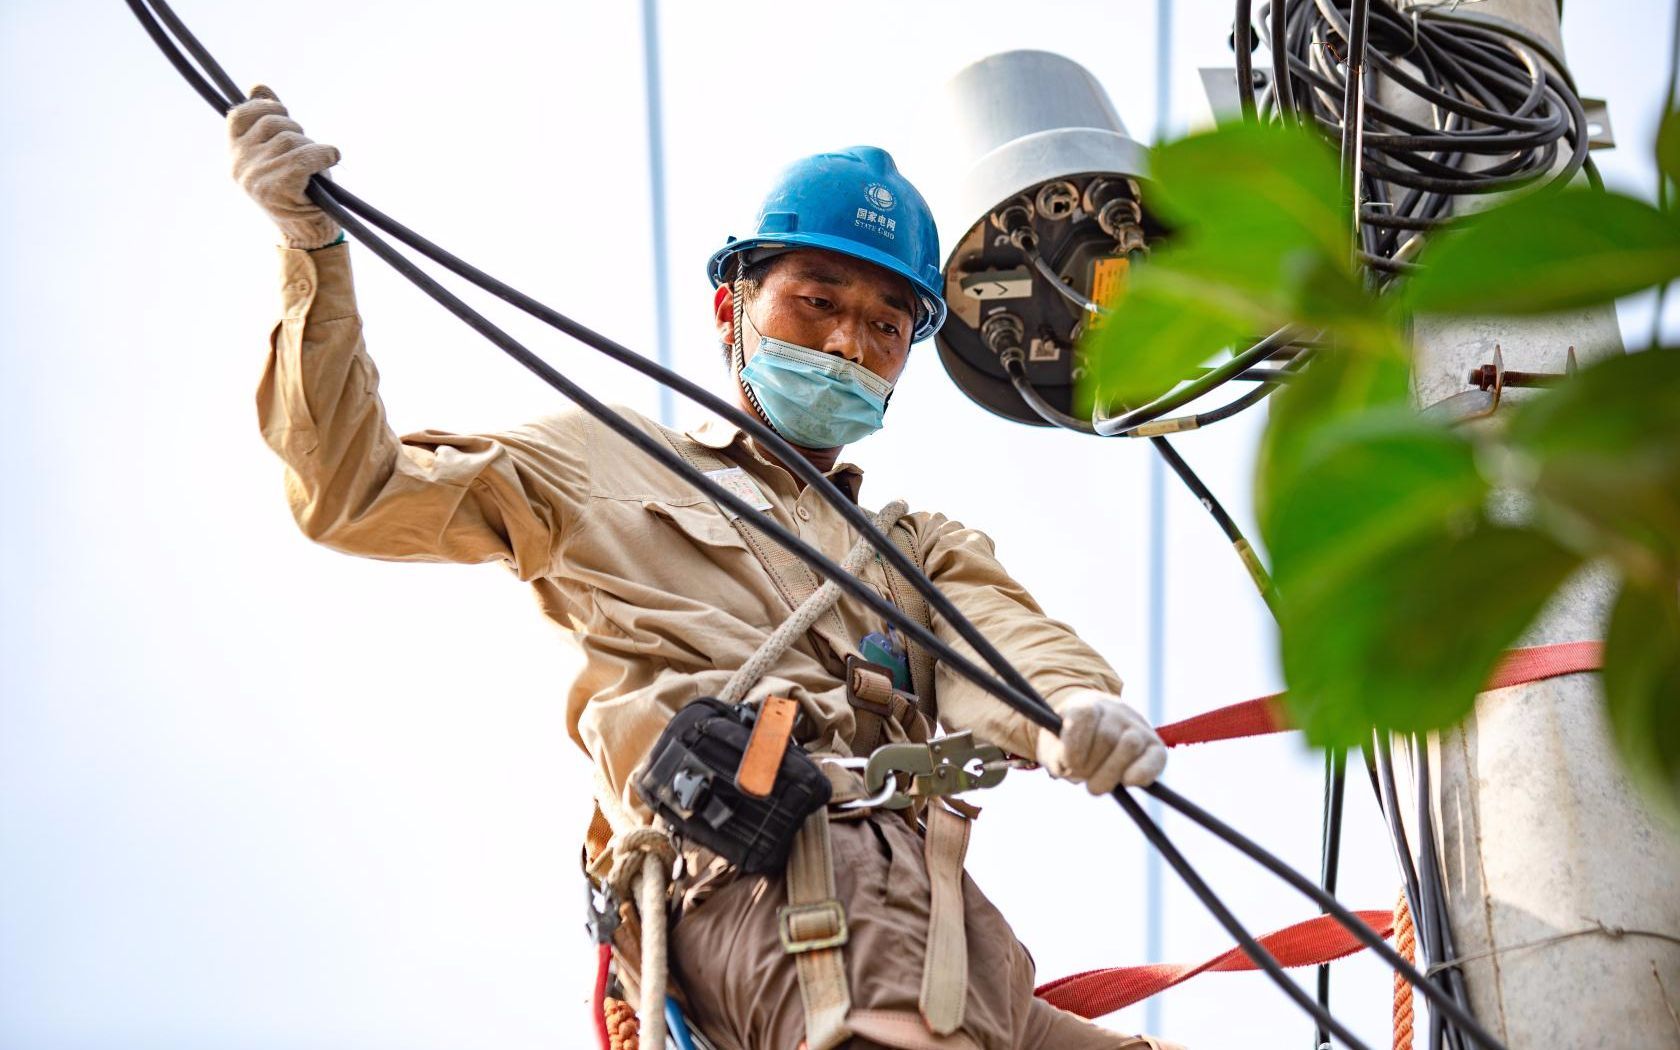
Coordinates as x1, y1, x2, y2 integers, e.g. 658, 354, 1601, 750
1088, 256, 1130, 327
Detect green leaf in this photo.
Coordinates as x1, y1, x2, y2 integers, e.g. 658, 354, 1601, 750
1149, 121, 1348, 264
1507, 349, 1680, 581
1278, 525, 1583, 746
1262, 411, 1488, 590
1603, 578, 1680, 815
1657, 108, 1680, 188
1255, 346, 1412, 525
1402, 190, 1680, 315
1079, 122, 1406, 411
1078, 266, 1254, 406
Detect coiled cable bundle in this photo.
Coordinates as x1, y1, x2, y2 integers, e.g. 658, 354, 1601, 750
1237, 0, 1594, 270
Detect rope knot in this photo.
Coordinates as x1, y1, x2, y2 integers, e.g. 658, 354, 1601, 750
606, 826, 677, 900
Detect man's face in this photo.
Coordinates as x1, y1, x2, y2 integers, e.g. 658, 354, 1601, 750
725, 248, 915, 384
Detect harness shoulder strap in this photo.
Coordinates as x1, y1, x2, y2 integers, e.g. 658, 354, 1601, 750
883, 518, 938, 722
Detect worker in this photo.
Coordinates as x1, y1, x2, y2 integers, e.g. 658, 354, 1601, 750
228, 86, 1177, 1050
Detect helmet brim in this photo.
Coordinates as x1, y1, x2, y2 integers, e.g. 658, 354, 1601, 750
709, 233, 947, 343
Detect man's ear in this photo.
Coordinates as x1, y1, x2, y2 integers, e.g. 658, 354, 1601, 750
713, 284, 735, 348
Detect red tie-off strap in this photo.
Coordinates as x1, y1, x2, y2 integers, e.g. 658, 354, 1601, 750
1156, 641, 1603, 748
1035, 910, 1395, 1019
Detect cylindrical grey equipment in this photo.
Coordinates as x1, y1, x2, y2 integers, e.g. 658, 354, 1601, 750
936, 51, 1155, 425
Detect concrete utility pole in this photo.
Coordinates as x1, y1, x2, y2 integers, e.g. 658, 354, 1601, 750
1402, 1, 1680, 1045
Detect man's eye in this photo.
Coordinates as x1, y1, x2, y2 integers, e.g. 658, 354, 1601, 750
803, 297, 831, 310
877, 321, 900, 337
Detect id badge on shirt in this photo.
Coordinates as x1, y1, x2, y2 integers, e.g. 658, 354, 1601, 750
706, 466, 773, 515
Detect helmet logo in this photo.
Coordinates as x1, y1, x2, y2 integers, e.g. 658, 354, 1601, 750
865, 183, 896, 212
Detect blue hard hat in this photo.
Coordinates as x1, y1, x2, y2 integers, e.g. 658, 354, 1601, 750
708, 146, 947, 342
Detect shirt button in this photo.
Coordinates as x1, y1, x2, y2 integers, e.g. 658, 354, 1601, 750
796, 506, 812, 521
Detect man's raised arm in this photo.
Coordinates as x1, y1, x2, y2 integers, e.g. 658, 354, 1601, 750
230, 87, 583, 580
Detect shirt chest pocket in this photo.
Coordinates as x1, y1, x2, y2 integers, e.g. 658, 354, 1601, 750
587, 497, 784, 630
640, 499, 748, 552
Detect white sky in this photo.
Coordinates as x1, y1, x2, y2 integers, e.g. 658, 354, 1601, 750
2, 2, 1673, 1048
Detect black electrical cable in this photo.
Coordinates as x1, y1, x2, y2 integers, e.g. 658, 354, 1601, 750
1021, 235, 1107, 317
1251, 0, 1591, 267
121, 0, 1059, 731
1236, 0, 1260, 121
1313, 748, 1348, 1050
1091, 326, 1299, 436
1147, 436, 1277, 608
1271, 0, 1299, 121
1003, 357, 1278, 606
1413, 735, 1477, 1050
1124, 345, 1314, 436
1372, 734, 1474, 1050
1114, 787, 1376, 1050
318, 196, 1068, 726
1148, 781, 1511, 1050
1002, 351, 1097, 434
307, 180, 1054, 718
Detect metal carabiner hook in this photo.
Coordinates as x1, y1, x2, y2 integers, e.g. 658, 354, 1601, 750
817, 756, 903, 811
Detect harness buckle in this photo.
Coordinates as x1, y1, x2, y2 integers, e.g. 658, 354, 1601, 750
778, 899, 849, 954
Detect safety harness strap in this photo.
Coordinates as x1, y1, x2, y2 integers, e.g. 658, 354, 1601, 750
919, 801, 972, 1034
884, 519, 938, 720
784, 808, 854, 1050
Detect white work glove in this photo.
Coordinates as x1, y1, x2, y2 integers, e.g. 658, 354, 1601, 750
1035, 688, 1167, 795
227, 85, 342, 250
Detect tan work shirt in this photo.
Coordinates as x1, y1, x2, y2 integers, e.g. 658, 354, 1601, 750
259, 243, 1122, 827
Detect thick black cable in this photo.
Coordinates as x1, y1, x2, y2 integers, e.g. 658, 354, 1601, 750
1148, 781, 1511, 1050
127, 0, 1058, 724
1414, 736, 1476, 1050
1091, 327, 1298, 436
1003, 353, 1097, 434
1147, 437, 1276, 608
1313, 748, 1348, 1050
1370, 737, 1425, 958
311, 192, 1059, 730
1271, 0, 1299, 121
1373, 735, 1467, 1050
1235, 0, 1260, 121
1021, 236, 1107, 317
1257, 0, 1590, 267
1113, 787, 1374, 1050
1004, 361, 1278, 607
310, 180, 1053, 720
145, 0, 243, 104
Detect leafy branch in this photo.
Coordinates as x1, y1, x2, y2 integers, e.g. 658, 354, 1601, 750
1080, 116, 1680, 811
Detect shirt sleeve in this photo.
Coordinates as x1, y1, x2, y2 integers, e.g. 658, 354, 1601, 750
912, 511, 1124, 758
257, 243, 586, 579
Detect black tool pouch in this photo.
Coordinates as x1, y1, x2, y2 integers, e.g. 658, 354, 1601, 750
633, 698, 832, 874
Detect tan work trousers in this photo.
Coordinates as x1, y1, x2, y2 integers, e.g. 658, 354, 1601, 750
668, 811, 1168, 1050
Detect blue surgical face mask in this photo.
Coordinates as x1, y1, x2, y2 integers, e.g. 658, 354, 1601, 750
739, 330, 894, 450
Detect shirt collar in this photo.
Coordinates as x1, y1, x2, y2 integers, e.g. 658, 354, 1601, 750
687, 418, 866, 503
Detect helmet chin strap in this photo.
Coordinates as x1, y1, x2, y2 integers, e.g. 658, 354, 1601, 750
731, 278, 779, 436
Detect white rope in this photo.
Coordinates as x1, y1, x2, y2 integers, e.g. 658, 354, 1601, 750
718, 499, 910, 705
607, 826, 679, 1048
